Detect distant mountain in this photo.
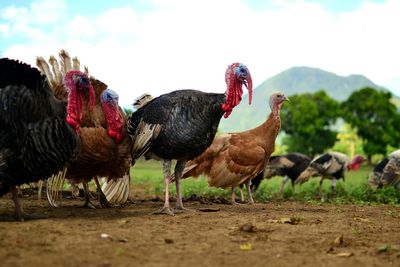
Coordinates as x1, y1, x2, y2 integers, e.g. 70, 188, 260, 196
219, 66, 396, 132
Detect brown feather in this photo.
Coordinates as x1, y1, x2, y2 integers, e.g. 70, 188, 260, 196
180, 93, 285, 194
59, 49, 72, 74
36, 50, 132, 205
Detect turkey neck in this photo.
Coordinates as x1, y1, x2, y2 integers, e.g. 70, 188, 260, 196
247, 112, 281, 145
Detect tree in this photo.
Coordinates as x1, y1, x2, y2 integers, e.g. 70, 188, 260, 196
341, 87, 400, 162
281, 90, 340, 156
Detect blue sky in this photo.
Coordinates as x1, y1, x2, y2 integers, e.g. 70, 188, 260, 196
0, 0, 398, 107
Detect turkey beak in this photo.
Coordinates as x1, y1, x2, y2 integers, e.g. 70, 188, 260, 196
284, 96, 290, 102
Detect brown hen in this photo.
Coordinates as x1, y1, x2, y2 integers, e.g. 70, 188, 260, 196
177, 92, 288, 204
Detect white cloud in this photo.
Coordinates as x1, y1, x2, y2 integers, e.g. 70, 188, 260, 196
1, 0, 400, 107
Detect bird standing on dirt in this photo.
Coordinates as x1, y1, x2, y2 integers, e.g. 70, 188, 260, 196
128, 63, 253, 214
36, 50, 132, 208
368, 150, 400, 192
0, 58, 81, 221
176, 92, 288, 205
250, 152, 312, 194
296, 152, 364, 196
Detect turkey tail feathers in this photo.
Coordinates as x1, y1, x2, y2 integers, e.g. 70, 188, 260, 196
72, 56, 80, 70
46, 167, 68, 207
59, 49, 72, 75
48, 55, 63, 85
101, 173, 130, 204
36, 49, 86, 93
36, 56, 55, 85
133, 93, 153, 109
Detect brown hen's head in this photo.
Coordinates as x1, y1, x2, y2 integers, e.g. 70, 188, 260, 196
64, 70, 95, 132
222, 63, 253, 118
269, 92, 289, 117
101, 88, 125, 143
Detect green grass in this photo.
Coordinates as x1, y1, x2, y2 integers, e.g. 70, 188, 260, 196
131, 160, 399, 205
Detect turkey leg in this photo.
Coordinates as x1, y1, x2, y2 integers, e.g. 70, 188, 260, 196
82, 182, 96, 209
174, 160, 193, 212
94, 177, 112, 208
245, 180, 255, 205
153, 160, 174, 215
10, 186, 46, 221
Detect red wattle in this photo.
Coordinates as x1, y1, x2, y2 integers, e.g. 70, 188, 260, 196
102, 101, 125, 143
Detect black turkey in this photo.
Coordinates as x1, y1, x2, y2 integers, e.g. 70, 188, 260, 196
0, 58, 86, 220
250, 152, 311, 194
128, 63, 252, 215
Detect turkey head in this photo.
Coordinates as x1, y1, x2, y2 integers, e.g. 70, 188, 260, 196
64, 70, 95, 132
101, 88, 125, 143
269, 92, 289, 117
347, 155, 364, 171
222, 63, 253, 118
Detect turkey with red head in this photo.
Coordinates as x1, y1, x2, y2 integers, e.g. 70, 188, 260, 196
36, 50, 131, 208
128, 63, 252, 215
296, 152, 365, 196
0, 58, 82, 221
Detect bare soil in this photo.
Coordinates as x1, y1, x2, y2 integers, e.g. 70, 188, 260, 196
0, 191, 399, 267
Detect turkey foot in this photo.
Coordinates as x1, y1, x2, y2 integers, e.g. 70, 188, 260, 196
16, 212, 48, 221
98, 191, 112, 208
174, 206, 195, 213
0, 212, 47, 222
82, 200, 97, 209
153, 206, 174, 216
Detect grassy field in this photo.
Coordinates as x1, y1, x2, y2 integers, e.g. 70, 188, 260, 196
130, 159, 400, 205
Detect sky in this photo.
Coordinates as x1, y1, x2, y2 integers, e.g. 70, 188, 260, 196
0, 0, 399, 107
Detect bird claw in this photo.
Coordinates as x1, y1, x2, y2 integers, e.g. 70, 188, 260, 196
99, 194, 113, 208
82, 201, 97, 209
5, 212, 48, 222
174, 206, 195, 213
153, 206, 174, 216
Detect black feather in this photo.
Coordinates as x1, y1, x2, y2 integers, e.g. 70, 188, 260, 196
128, 89, 225, 161
374, 157, 389, 173
0, 58, 80, 201
250, 152, 311, 192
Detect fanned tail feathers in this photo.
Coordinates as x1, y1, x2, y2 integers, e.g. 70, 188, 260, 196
36, 49, 86, 98
72, 56, 80, 70
101, 174, 130, 204
59, 49, 72, 75
133, 93, 153, 109
46, 167, 68, 207
36, 56, 55, 86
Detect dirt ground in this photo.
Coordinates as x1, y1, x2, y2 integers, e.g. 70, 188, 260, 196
0, 191, 399, 267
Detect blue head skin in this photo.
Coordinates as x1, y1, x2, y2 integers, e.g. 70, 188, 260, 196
72, 74, 90, 90
101, 88, 119, 105
235, 64, 250, 86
